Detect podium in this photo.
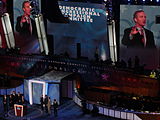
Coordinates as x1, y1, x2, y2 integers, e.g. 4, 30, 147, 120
14, 104, 27, 117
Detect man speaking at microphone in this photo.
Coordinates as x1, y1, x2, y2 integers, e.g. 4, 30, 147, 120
16, 1, 36, 36
122, 10, 156, 48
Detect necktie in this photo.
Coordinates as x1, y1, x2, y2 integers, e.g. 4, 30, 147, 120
26, 17, 32, 34
28, 18, 32, 35
141, 28, 145, 44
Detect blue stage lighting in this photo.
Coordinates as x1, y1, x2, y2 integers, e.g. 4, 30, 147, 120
157, 0, 159, 2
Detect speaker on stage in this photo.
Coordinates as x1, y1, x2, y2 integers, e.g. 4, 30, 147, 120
77, 43, 81, 59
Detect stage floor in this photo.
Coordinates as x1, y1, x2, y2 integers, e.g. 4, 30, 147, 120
0, 98, 119, 120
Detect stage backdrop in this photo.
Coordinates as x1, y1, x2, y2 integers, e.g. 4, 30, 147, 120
120, 5, 160, 69
47, 1, 109, 60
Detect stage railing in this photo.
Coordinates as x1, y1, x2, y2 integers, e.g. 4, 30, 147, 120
73, 93, 142, 120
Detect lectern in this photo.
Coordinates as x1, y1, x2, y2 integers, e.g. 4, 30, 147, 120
14, 104, 27, 117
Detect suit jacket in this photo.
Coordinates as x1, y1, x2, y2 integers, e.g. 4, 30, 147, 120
122, 27, 156, 48
16, 16, 37, 36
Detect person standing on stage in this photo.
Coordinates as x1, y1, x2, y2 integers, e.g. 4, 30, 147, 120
44, 95, 48, 113
21, 95, 25, 104
40, 95, 44, 111
3, 95, 7, 112
17, 92, 22, 104
53, 99, 58, 117
9, 94, 13, 109
47, 97, 51, 115
12, 91, 18, 105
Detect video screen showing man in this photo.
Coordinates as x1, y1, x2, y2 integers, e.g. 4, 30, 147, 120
15, 1, 39, 54
16, 1, 36, 36
121, 10, 156, 48
120, 5, 160, 69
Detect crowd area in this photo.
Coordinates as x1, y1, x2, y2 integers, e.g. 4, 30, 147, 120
110, 93, 160, 112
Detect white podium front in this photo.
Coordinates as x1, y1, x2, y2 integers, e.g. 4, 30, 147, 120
14, 104, 27, 117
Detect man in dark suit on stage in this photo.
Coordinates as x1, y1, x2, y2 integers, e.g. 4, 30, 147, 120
16, 1, 37, 36
122, 10, 156, 48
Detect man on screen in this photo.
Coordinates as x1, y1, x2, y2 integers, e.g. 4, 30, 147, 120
122, 10, 156, 48
16, 1, 36, 36
15, 1, 40, 54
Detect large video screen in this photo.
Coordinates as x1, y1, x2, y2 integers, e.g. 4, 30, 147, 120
120, 5, 160, 69
13, 1, 109, 59
13, 0, 41, 54
47, 1, 109, 60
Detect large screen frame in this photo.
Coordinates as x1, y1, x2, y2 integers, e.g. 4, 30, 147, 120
119, 5, 160, 69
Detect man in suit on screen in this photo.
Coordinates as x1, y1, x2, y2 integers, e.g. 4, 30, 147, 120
16, 1, 36, 36
122, 10, 156, 48
15, 1, 40, 54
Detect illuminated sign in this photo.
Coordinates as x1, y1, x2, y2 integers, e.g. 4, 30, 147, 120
59, 6, 101, 22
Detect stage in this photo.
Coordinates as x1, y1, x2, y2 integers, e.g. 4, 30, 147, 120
0, 99, 118, 120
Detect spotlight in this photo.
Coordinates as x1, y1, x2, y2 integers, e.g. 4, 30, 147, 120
29, 0, 40, 16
